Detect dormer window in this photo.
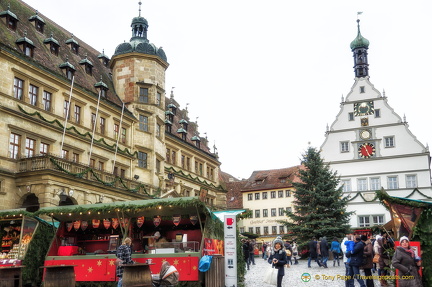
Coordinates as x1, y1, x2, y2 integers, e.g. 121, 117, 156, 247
79, 55, 93, 75
177, 127, 187, 141
168, 103, 177, 115
43, 33, 60, 56
16, 32, 35, 58
179, 119, 188, 131
59, 57, 76, 80
165, 120, 172, 133
28, 10, 45, 33
94, 77, 109, 98
0, 5, 19, 31
65, 34, 80, 55
98, 49, 110, 67
165, 110, 174, 123
191, 135, 201, 148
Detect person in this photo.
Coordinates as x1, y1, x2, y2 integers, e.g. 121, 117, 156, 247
262, 242, 268, 259
342, 235, 354, 287
268, 237, 287, 287
376, 233, 390, 286
362, 237, 374, 287
284, 241, 293, 266
320, 236, 330, 268
292, 241, 299, 265
242, 239, 250, 270
392, 236, 423, 287
347, 235, 366, 287
331, 237, 341, 267
116, 237, 134, 287
307, 237, 321, 267
248, 239, 256, 265
154, 231, 168, 243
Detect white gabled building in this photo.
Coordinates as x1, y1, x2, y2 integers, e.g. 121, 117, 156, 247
320, 19, 432, 229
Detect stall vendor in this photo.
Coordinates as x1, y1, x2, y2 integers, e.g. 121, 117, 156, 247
154, 231, 168, 243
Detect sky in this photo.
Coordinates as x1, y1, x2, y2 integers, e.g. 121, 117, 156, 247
22, 0, 432, 179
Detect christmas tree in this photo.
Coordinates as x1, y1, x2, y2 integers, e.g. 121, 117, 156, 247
282, 147, 353, 245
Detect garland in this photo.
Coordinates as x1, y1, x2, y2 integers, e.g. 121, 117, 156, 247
166, 166, 225, 191
49, 157, 155, 197
18, 105, 137, 157
348, 188, 432, 203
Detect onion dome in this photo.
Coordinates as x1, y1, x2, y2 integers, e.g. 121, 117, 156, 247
113, 2, 167, 62
350, 19, 369, 50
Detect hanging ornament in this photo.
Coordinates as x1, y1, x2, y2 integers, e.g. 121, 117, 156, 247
73, 220, 81, 231
81, 220, 88, 231
92, 219, 100, 228
172, 215, 181, 226
66, 222, 73, 232
120, 218, 129, 228
103, 219, 111, 229
190, 215, 198, 226
112, 218, 119, 229
136, 216, 144, 228
153, 215, 161, 227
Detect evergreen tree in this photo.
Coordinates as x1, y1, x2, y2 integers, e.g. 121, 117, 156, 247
282, 147, 353, 245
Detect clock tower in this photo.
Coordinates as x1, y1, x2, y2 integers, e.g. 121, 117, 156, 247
320, 19, 432, 229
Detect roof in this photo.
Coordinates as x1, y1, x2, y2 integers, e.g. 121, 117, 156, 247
241, 166, 301, 192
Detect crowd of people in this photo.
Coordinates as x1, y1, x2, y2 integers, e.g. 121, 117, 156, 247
242, 231, 423, 287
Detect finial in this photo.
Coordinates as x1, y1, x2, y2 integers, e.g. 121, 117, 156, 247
326, 123, 329, 132
341, 94, 344, 103
71, 33, 74, 39
138, 1, 142, 17
50, 32, 53, 38
383, 89, 386, 97
65, 55, 69, 62
24, 30, 27, 37
403, 114, 406, 123
170, 87, 175, 99
35, 10, 38, 15
185, 103, 189, 111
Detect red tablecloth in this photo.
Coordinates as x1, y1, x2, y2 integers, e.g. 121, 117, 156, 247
58, 246, 79, 256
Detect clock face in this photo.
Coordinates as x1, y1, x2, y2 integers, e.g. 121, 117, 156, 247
358, 143, 376, 158
354, 101, 375, 116
360, 129, 372, 140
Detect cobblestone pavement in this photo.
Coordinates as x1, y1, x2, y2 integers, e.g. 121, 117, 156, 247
244, 257, 394, 286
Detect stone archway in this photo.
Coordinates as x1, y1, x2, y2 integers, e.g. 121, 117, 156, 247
20, 193, 40, 212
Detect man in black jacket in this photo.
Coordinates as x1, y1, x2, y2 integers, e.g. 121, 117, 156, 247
347, 235, 367, 287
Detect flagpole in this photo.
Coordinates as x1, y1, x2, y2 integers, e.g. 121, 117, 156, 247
112, 102, 125, 173
60, 76, 74, 155
88, 90, 102, 165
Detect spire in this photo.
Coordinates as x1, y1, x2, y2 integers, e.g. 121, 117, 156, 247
131, 1, 148, 41
350, 18, 370, 78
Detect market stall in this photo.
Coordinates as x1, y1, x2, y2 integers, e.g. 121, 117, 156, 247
36, 197, 224, 284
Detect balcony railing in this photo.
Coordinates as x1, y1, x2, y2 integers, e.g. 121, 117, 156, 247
17, 155, 155, 196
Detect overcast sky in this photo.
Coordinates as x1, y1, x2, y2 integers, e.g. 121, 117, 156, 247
23, 0, 432, 179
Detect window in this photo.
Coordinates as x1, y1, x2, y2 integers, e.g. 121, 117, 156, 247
270, 191, 276, 198
285, 190, 291, 197
348, 112, 354, 121
384, 136, 395, 148
247, 193, 253, 201
74, 105, 81, 124
6, 14, 18, 30
255, 193, 260, 200
49, 42, 59, 56
255, 227, 261, 235
25, 138, 36, 157
121, 128, 127, 144
9, 133, 21, 159
341, 179, 352, 192
278, 208, 285, 216
357, 178, 367, 191
181, 155, 185, 169
64, 100, 70, 119
35, 20, 44, 33
387, 176, 398, 189
156, 159, 161, 174
100, 117, 106, 135
340, 141, 349, 152
137, 151, 147, 168
358, 216, 370, 227
262, 192, 268, 199
139, 88, 149, 103
370, 177, 381, 190
13, 77, 24, 100
278, 190, 283, 198
91, 113, 96, 131
248, 227, 253, 233
240, 227, 245, 234
286, 207, 292, 213
199, 163, 203, 176
263, 226, 269, 235
263, 209, 268, 217
375, 109, 381, 118
62, 149, 69, 159
156, 123, 161, 138
21, 42, 34, 57
139, 115, 148, 132
98, 161, 104, 171
255, 210, 260, 218
186, 157, 190, 171
372, 215, 384, 225
272, 226, 277, 234
406, 175, 417, 188
40, 142, 49, 155
271, 208, 276, 217
279, 226, 285, 234
280, 178, 286, 183
72, 153, 79, 163
156, 92, 161, 106
28, 84, 38, 106
43, 91, 52, 111
360, 86, 365, 93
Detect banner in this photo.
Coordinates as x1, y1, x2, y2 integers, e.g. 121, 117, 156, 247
153, 215, 161, 227
137, 216, 144, 228
173, 215, 181, 226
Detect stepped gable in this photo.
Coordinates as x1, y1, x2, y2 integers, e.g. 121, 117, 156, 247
0, 0, 124, 109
